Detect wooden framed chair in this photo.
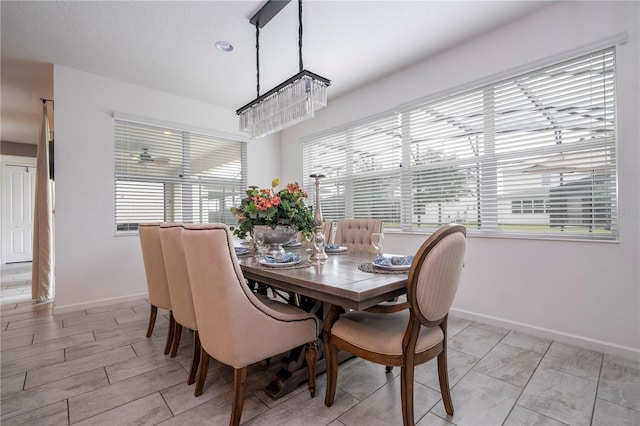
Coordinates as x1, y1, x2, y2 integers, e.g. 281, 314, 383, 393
182, 223, 319, 426
323, 225, 467, 425
138, 223, 175, 355
159, 223, 204, 393
321, 221, 334, 244
333, 219, 383, 253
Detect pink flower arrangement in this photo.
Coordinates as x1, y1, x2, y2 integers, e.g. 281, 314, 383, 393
230, 178, 316, 239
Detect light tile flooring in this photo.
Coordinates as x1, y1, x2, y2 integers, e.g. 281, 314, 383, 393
1, 262, 639, 426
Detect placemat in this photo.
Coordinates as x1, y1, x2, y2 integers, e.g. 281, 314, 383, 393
326, 249, 353, 255
259, 260, 315, 270
358, 262, 409, 275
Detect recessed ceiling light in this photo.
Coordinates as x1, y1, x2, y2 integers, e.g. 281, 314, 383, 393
215, 41, 234, 52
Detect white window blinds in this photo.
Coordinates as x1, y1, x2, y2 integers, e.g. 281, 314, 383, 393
114, 118, 247, 233
303, 113, 403, 226
303, 47, 617, 240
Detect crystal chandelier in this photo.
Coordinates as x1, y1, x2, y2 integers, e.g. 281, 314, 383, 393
236, 0, 330, 139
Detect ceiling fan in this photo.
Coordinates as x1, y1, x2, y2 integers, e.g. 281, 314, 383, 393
131, 147, 170, 165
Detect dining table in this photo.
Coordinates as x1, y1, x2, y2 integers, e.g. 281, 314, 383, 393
236, 246, 410, 399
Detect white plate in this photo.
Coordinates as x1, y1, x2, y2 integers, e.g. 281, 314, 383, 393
325, 246, 348, 253
283, 241, 302, 247
260, 259, 302, 268
372, 262, 411, 271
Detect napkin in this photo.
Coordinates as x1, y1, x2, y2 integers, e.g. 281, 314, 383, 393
373, 255, 414, 266
264, 252, 301, 263
234, 247, 249, 255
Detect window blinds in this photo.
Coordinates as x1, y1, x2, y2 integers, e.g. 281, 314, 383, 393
303, 48, 617, 240
114, 119, 247, 232
303, 113, 402, 225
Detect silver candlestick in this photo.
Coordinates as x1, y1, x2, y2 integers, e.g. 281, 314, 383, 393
309, 173, 328, 261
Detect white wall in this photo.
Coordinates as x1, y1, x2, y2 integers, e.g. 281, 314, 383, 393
280, 1, 640, 359
53, 66, 279, 312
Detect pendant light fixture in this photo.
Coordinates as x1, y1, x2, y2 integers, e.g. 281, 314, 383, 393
236, 0, 330, 139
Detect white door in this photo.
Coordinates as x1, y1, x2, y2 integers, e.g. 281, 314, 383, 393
2, 165, 36, 263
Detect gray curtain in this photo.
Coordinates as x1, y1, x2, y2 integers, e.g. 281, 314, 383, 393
32, 101, 54, 301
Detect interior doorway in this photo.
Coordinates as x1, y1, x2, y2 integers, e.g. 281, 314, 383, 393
1, 160, 36, 264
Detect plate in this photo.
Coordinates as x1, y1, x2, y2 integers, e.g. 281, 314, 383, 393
325, 246, 348, 253
372, 262, 411, 271
259, 259, 302, 268
234, 247, 249, 255
283, 241, 302, 247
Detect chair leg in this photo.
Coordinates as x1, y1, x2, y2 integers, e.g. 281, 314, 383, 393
194, 347, 210, 397
230, 367, 248, 426
164, 311, 175, 355
400, 365, 416, 426
437, 350, 454, 415
324, 341, 339, 406
305, 341, 318, 397
170, 323, 183, 358
187, 330, 201, 385
146, 304, 158, 338
385, 366, 393, 373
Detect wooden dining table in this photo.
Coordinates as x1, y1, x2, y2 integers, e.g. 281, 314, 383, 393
238, 249, 408, 310
237, 248, 410, 399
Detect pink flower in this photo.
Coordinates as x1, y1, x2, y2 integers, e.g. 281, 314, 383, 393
287, 183, 300, 193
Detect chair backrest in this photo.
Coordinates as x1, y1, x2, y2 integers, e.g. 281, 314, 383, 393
159, 223, 197, 331
182, 223, 318, 368
334, 219, 383, 253
321, 221, 333, 244
138, 223, 171, 311
407, 225, 466, 325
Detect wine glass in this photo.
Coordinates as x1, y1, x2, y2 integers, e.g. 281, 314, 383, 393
303, 232, 314, 256
330, 221, 338, 245
254, 232, 265, 257
371, 233, 384, 259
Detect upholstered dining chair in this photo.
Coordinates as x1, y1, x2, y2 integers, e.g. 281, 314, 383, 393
181, 223, 320, 426
138, 223, 175, 355
321, 221, 334, 244
333, 218, 383, 253
159, 223, 204, 392
323, 224, 467, 426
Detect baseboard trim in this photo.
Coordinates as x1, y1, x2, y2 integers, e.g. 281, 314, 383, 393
450, 308, 640, 362
53, 292, 149, 315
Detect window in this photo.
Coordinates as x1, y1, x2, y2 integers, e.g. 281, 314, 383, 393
303, 48, 617, 240
114, 117, 247, 233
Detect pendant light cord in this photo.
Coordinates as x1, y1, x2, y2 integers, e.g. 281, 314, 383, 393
256, 23, 261, 97
255, 0, 305, 98
298, 0, 303, 72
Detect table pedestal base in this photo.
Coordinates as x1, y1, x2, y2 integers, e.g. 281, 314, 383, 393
265, 350, 352, 400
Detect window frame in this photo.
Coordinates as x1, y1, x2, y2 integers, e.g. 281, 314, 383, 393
303, 47, 618, 242
113, 116, 247, 234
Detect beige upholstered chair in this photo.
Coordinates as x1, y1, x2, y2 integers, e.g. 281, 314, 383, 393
321, 221, 334, 244
333, 219, 383, 253
324, 225, 467, 426
182, 223, 320, 426
159, 223, 203, 391
138, 223, 175, 355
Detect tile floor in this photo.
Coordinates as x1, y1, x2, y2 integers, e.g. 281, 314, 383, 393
1, 262, 639, 425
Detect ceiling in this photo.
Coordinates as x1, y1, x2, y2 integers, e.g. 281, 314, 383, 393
1, 0, 553, 145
